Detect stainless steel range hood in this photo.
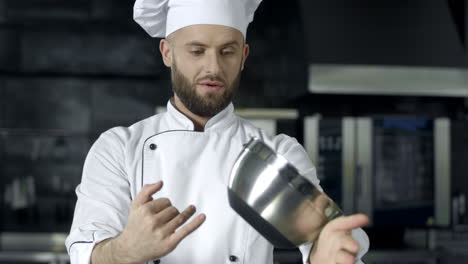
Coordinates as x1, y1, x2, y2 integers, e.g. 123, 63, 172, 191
309, 64, 468, 97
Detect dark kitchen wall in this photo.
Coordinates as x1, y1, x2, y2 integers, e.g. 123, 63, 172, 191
3, 0, 468, 135
0, 0, 309, 132
0, 0, 309, 232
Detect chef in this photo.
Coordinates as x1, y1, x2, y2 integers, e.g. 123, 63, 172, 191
65, 0, 370, 263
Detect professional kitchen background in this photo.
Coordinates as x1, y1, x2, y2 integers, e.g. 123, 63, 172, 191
1, 0, 468, 263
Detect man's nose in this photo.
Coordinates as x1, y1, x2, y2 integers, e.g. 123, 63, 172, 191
204, 52, 221, 75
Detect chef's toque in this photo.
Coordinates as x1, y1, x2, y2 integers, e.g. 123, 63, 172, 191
133, 0, 263, 38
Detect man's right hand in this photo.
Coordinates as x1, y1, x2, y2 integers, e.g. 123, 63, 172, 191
92, 181, 206, 264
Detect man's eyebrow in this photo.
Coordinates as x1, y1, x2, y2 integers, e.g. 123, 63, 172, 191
184, 41, 241, 48
185, 41, 208, 47
220, 41, 241, 48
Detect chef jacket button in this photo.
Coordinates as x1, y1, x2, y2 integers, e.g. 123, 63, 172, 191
153, 260, 160, 264
229, 255, 238, 262
149, 143, 157, 150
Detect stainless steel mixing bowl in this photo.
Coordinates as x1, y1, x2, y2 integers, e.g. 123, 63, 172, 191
228, 137, 343, 248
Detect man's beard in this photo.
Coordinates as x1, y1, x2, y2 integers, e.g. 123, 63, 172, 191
171, 61, 241, 117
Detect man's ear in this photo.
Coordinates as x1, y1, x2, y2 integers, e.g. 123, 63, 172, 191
160, 39, 173, 67
241, 43, 250, 71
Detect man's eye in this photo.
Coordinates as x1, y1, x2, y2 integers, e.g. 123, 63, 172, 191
221, 50, 235, 55
190, 50, 204, 55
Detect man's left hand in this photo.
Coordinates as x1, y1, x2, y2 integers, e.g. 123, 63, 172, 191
309, 214, 369, 264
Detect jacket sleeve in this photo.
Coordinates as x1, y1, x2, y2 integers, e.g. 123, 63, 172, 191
65, 128, 131, 264
270, 134, 370, 264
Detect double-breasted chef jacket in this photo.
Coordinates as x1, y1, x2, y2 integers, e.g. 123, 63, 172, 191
66, 100, 369, 264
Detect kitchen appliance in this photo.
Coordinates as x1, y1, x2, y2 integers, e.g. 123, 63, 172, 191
227, 138, 342, 248
304, 116, 452, 228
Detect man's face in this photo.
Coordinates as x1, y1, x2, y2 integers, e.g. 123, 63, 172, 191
162, 25, 249, 117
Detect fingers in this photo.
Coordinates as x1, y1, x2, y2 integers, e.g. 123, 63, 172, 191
168, 208, 206, 244
132, 181, 163, 208
342, 235, 360, 255
327, 214, 369, 232
145, 198, 172, 213
336, 249, 356, 264
311, 214, 367, 264
165, 205, 197, 232
157, 206, 180, 224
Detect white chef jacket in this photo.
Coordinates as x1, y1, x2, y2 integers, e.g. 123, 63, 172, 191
66, 100, 369, 264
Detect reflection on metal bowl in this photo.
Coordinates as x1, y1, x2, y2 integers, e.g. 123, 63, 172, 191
228, 138, 342, 248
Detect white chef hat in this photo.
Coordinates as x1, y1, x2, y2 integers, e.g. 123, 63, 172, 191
133, 0, 263, 38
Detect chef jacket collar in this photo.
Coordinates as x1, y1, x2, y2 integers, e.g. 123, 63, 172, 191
166, 100, 236, 132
